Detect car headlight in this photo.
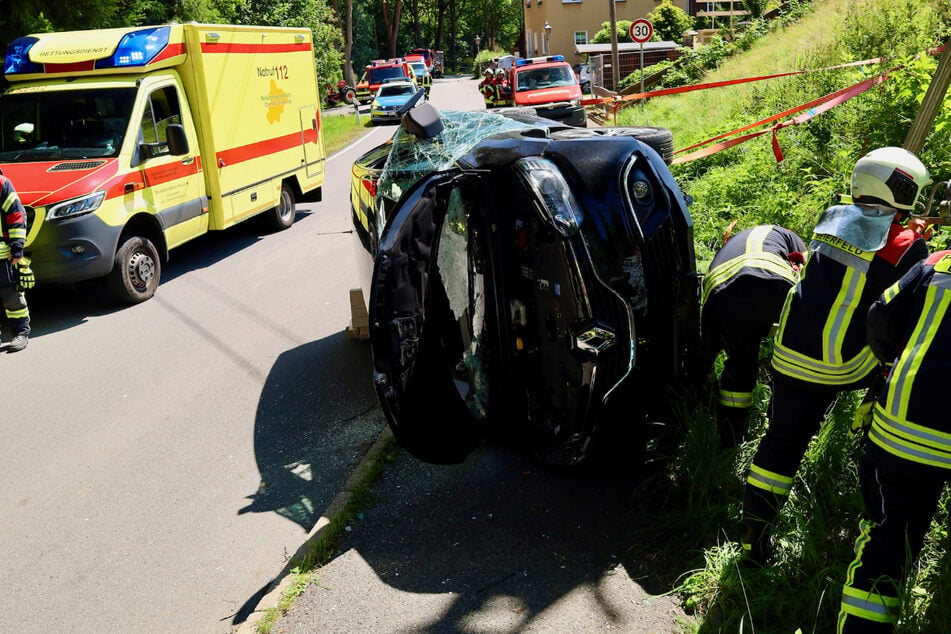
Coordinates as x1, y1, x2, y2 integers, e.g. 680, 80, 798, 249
514, 157, 583, 237
47, 191, 106, 221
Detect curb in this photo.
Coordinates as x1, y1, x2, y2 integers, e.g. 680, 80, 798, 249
235, 424, 396, 633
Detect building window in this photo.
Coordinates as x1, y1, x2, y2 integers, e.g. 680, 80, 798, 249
574, 32, 587, 45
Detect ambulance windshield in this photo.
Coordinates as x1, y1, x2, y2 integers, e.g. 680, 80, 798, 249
0, 88, 136, 161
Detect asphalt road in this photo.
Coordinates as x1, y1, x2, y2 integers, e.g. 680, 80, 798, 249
0, 96, 400, 632
0, 73, 489, 634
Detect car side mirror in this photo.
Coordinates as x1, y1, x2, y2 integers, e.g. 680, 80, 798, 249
165, 124, 189, 156
401, 101, 443, 139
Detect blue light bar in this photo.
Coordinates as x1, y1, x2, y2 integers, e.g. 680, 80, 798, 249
3, 37, 42, 75
514, 54, 565, 67
96, 26, 171, 69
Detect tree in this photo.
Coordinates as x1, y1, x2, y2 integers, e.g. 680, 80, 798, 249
237, 0, 344, 92
647, 0, 693, 42
592, 20, 632, 44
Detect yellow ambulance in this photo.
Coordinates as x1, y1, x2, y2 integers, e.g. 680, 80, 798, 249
0, 23, 326, 302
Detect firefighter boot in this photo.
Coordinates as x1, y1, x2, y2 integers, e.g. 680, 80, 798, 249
8, 334, 28, 353
739, 519, 773, 568
717, 403, 750, 449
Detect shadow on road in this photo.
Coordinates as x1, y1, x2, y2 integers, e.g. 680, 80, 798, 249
276, 442, 701, 631
238, 330, 382, 530
20, 208, 319, 338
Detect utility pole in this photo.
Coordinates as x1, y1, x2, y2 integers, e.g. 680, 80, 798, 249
609, 0, 619, 91
904, 40, 951, 154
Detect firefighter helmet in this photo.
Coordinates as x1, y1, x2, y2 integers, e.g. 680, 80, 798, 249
851, 147, 932, 211
484, 68, 494, 77
495, 68, 506, 79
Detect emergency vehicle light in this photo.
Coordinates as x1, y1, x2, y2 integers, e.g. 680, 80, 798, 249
96, 26, 172, 70
515, 54, 564, 67
3, 37, 42, 75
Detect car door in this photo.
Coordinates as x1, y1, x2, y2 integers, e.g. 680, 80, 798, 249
369, 171, 492, 465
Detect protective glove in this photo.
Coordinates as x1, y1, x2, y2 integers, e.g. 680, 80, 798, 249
16, 260, 35, 290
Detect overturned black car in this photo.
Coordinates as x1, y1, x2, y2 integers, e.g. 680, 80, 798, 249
351, 105, 702, 466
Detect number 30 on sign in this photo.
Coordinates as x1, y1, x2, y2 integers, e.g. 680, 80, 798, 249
629, 18, 653, 43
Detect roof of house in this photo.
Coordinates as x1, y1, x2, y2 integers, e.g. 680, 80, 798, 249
575, 41, 679, 55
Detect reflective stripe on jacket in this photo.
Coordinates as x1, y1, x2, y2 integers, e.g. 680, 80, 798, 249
866, 251, 951, 470
0, 174, 27, 258
701, 224, 804, 305
771, 218, 927, 387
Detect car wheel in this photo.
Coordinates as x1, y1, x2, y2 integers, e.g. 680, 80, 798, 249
262, 184, 296, 231
599, 126, 675, 164
107, 235, 161, 304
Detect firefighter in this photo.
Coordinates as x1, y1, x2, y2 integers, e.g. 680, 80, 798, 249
480, 68, 496, 107
739, 147, 932, 565
494, 68, 510, 106
0, 171, 33, 352
701, 224, 806, 447
835, 249, 950, 632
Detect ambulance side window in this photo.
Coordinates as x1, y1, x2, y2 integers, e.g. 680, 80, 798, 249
139, 86, 183, 157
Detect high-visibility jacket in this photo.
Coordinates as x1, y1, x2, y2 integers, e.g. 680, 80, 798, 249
701, 224, 804, 305
866, 250, 951, 474
0, 173, 27, 259
771, 215, 927, 388
701, 224, 805, 414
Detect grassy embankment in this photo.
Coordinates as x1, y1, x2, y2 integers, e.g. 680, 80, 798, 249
610, 0, 951, 632
321, 111, 369, 156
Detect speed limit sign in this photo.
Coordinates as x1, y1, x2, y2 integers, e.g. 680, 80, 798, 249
629, 18, 653, 43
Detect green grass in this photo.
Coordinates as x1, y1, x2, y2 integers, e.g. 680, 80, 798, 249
608, 0, 951, 630
321, 111, 373, 156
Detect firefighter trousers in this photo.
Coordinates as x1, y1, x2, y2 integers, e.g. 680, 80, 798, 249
0, 262, 29, 337
838, 455, 946, 633
703, 277, 790, 446
741, 381, 838, 561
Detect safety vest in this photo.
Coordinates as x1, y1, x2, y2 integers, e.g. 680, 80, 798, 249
771, 219, 926, 387
701, 224, 802, 305
868, 250, 951, 470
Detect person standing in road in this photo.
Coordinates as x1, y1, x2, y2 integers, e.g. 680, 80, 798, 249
836, 249, 951, 632
739, 147, 932, 565
480, 68, 496, 108
701, 224, 806, 447
0, 171, 33, 352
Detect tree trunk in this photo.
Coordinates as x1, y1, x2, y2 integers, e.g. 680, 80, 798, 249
381, 0, 403, 58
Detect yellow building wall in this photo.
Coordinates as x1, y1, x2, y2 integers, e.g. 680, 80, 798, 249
524, 0, 690, 64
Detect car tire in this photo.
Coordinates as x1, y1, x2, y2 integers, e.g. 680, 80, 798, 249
602, 126, 675, 164
107, 235, 161, 304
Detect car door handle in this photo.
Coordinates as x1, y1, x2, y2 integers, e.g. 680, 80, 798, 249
181, 157, 195, 166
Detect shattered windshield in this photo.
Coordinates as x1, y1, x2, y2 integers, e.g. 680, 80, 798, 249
376, 109, 551, 211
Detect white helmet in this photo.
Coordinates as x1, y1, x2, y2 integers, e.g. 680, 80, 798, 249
851, 146, 932, 211
495, 68, 506, 78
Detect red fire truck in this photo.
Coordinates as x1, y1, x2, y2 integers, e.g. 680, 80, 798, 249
355, 58, 414, 103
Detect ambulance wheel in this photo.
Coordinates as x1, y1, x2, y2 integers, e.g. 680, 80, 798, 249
108, 235, 161, 304
265, 184, 296, 231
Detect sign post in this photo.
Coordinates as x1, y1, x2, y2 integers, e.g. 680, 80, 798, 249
629, 18, 653, 95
